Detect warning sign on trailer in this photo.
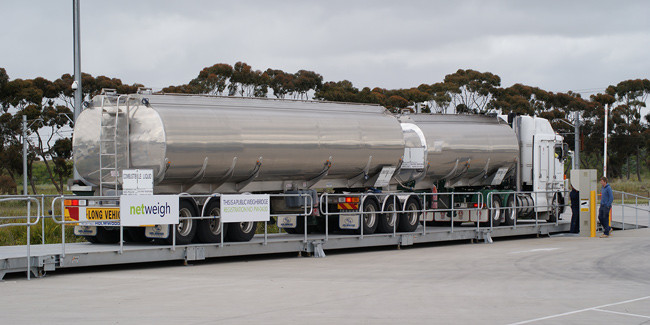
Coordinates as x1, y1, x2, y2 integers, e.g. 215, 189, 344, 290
122, 169, 153, 195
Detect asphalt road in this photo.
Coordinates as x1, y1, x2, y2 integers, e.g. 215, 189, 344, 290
1, 228, 649, 324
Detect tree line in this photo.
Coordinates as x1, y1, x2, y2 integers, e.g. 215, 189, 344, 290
1, 63, 648, 194
0, 68, 142, 194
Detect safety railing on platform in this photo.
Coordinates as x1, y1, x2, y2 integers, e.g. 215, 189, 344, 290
317, 190, 568, 241
611, 190, 650, 230
2, 190, 573, 279
48, 193, 314, 257
0, 196, 41, 280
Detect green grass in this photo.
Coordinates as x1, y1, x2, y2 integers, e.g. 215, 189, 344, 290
1, 184, 84, 246
609, 172, 650, 199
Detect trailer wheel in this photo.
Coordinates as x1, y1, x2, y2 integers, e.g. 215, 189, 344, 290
356, 198, 379, 235
197, 199, 227, 243
399, 196, 421, 232
504, 195, 517, 226
227, 221, 257, 242
124, 227, 150, 243
86, 227, 119, 244
164, 199, 197, 245
377, 196, 400, 233
83, 235, 99, 243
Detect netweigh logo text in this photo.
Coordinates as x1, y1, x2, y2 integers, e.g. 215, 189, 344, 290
129, 202, 172, 217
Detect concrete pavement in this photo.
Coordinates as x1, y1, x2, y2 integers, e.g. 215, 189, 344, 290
1, 228, 649, 324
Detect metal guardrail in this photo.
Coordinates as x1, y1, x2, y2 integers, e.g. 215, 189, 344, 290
49, 193, 314, 257
0, 196, 41, 280
611, 190, 650, 230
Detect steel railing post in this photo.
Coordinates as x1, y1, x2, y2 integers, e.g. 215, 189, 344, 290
359, 194, 364, 240
512, 191, 519, 229
392, 195, 397, 237
422, 194, 426, 236
61, 197, 65, 258
635, 195, 638, 229
41, 194, 45, 245
450, 194, 455, 233
622, 193, 625, 230
534, 191, 538, 227
26, 197, 31, 280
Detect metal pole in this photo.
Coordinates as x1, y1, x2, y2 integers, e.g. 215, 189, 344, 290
574, 111, 580, 170
603, 106, 609, 177
72, 0, 82, 182
73, 0, 82, 121
23, 115, 28, 195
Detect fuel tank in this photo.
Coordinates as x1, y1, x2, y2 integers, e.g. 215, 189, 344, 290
73, 93, 405, 192
397, 114, 519, 188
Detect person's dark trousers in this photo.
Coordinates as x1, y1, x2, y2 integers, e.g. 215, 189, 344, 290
598, 205, 611, 235
570, 206, 580, 233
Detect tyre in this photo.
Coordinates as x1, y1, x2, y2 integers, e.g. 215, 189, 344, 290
163, 199, 197, 245
482, 195, 502, 227
504, 195, 517, 226
356, 197, 379, 235
87, 227, 120, 244
377, 196, 400, 233
83, 235, 99, 243
227, 221, 257, 242
124, 227, 150, 243
196, 199, 227, 243
548, 192, 561, 222
398, 196, 421, 232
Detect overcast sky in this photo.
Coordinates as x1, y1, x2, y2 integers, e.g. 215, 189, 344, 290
2, 0, 649, 96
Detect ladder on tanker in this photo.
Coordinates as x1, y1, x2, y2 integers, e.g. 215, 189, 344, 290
98, 89, 128, 195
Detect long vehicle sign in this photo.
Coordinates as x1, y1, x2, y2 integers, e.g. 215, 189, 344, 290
85, 208, 120, 221
77, 207, 121, 226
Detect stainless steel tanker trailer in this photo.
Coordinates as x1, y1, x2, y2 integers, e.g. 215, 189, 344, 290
67, 89, 567, 244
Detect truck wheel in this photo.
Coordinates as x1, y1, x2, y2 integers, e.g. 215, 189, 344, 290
504, 195, 517, 226
197, 199, 227, 243
356, 198, 379, 235
164, 199, 197, 245
398, 196, 421, 232
482, 195, 502, 227
124, 227, 150, 243
377, 196, 400, 233
227, 221, 257, 242
548, 192, 561, 222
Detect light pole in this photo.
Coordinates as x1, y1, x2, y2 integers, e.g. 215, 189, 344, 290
574, 111, 580, 170
73, 0, 82, 121
72, 0, 82, 182
22, 116, 27, 195
603, 105, 609, 177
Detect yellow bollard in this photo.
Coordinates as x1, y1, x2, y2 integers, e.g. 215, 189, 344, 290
590, 190, 596, 237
